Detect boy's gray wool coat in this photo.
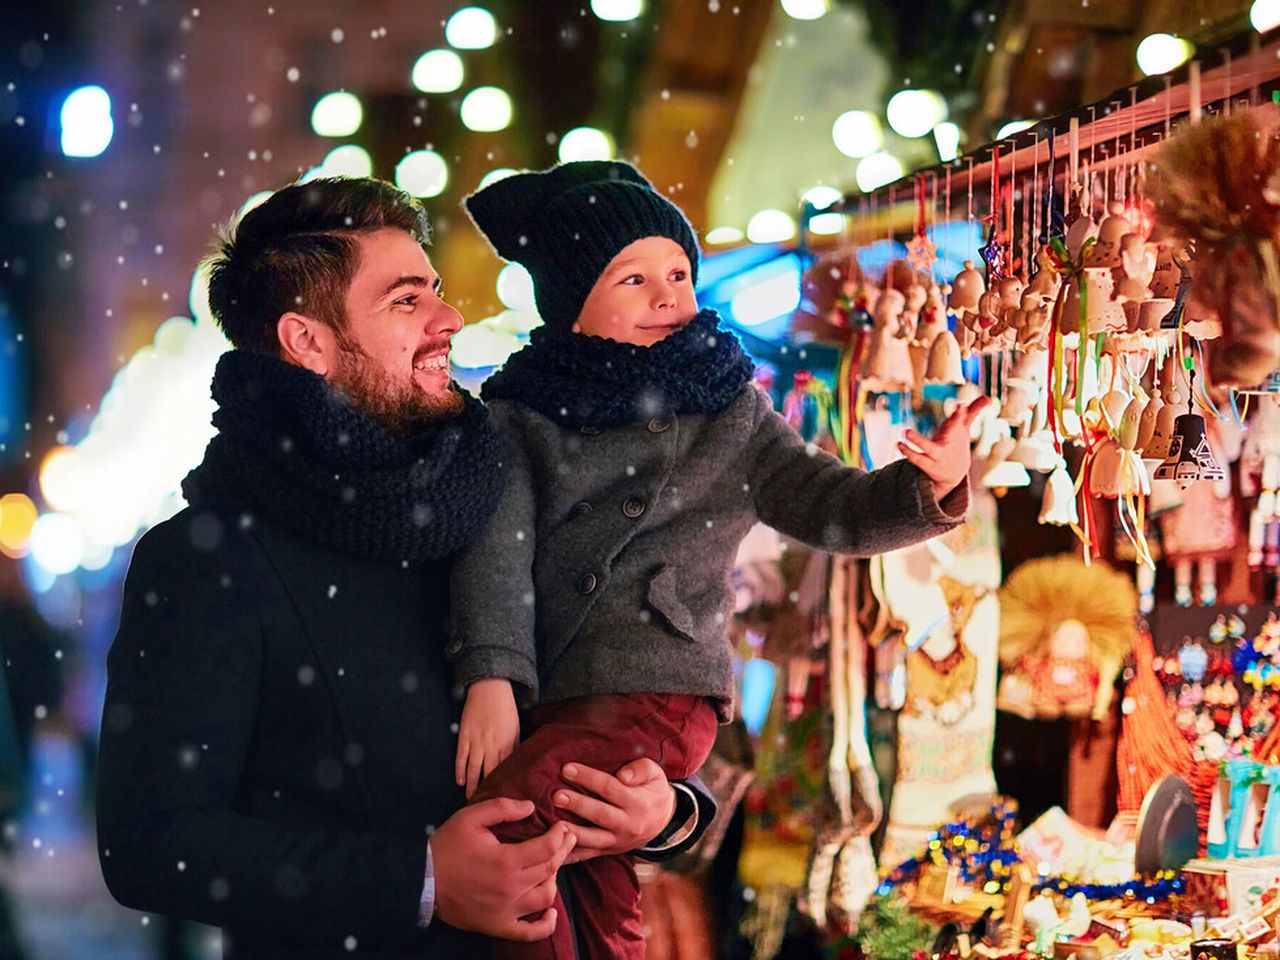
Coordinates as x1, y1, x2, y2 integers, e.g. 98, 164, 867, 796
447, 386, 968, 721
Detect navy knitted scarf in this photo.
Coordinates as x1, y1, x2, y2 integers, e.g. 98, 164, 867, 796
183, 350, 504, 563
481, 308, 755, 429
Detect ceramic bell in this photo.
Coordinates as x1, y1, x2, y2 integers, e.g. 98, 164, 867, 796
1065, 212, 1099, 260
950, 260, 985, 317
901, 282, 928, 329
861, 288, 916, 389
1118, 396, 1145, 450
1153, 412, 1228, 488
914, 283, 948, 347
1064, 269, 1123, 335
982, 436, 1031, 489
1091, 439, 1124, 498
1101, 389, 1130, 436
1089, 202, 1132, 267
1040, 460, 1080, 526
1147, 355, 1187, 461
924, 330, 965, 385
1027, 245, 1062, 301
1135, 394, 1162, 453
1010, 429, 1061, 472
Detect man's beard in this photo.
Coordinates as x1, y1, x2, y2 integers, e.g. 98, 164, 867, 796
330, 334, 465, 436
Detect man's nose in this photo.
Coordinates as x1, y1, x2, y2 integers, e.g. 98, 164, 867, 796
429, 301, 464, 337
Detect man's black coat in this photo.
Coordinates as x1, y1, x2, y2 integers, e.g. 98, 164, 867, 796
97, 500, 485, 958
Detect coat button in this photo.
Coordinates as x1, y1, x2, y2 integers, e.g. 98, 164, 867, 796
572, 501, 593, 518
445, 637, 463, 656
622, 497, 646, 519
578, 573, 598, 595
647, 417, 671, 434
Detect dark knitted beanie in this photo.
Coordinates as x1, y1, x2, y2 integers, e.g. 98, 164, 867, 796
464, 160, 701, 330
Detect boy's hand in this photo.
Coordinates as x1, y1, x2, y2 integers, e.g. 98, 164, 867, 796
456, 679, 520, 799
897, 397, 990, 500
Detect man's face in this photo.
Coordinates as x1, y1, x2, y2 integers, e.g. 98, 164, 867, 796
573, 237, 698, 347
329, 228, 465, 432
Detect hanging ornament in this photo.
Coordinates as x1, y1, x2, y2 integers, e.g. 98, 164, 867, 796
1153, 367, 1228, 489
906, 176, 937, 275
924, 331, 965, 385
1147, 109, 1280, 388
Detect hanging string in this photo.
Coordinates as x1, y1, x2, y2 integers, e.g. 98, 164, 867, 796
967, 156, 975, 223
1022, 175, 1032, 281
1224, 49, 1232, 117
943, 165, 953, 269
929, 171, 939, 281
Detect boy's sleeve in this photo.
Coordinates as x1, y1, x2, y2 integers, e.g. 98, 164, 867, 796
747, 392, 968, 556
447, 409, 540, 701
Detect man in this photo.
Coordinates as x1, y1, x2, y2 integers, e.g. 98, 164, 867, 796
96, 177, 711, 959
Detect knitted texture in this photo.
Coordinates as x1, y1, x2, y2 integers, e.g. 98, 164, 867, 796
464, 160, 701, 330
480, 308, 755, 429
183, 350, 504, 562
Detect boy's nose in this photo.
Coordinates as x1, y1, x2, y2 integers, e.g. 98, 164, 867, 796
653, 284, 677, 309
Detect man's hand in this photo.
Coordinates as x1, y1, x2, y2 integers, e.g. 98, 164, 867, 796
552, 758, 676, 864
456, 679, 520, 799
432, 798, 575, 940
898, 396, 990, 500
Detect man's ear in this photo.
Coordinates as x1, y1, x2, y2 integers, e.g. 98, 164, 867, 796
277, 312, 332, 375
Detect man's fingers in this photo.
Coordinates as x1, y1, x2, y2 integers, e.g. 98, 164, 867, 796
615, 757, 664, 787
512, 872, 560, 917
463, 796, 535, 830
554, 788, 625, 833
508, 822, 572, 871
560, 762, 626, 805
498, 908, 558, 943
561, 821, 616, 851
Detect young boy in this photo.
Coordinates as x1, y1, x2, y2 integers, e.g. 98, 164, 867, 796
448, 160, 984, 959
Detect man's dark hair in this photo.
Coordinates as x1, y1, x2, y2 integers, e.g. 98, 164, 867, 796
206, 177, 432, 355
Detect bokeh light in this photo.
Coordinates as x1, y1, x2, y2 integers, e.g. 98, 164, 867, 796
831, 109, 883, 159
395, 150, 449, 198
411, 49, 465, 94
446, 7, 498, 50
460, 86, 513, 132
558, 126, 615, 162
886, 89, 948, 138
310, 91, 363, 137
60, 85, 114, 157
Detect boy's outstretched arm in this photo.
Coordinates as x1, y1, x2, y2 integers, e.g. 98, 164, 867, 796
748, 392, 983, 556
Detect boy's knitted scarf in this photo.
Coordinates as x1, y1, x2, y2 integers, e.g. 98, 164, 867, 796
183, 350, 504, 563
482, 308, 755, 429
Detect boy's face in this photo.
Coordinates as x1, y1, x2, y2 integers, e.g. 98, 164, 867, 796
572, 237, 698, 347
